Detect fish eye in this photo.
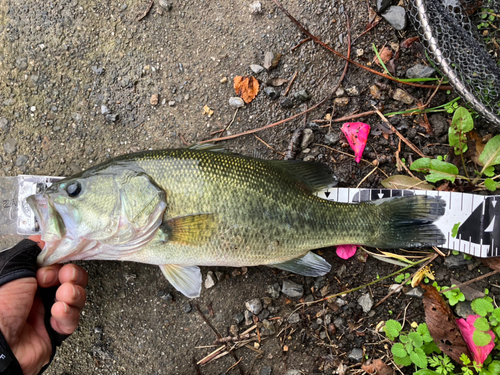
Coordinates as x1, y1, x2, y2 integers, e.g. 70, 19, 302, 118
65, 182, 82, 198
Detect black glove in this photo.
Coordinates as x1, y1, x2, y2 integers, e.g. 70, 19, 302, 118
0, 239, 67, 375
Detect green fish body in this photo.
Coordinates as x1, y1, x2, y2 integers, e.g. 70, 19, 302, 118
28, 147, 445, 297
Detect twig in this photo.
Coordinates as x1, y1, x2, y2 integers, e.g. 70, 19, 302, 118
137, 0, 154, 21
351, 19, 380, 45
270, 0, 452, 90
314, 110, 377, 124
193, 357, 202, 375
439, 269, 500, 295
225, 357, 243, 374
372, 106, 426, 158
246, 353, 263, 375
355, 165, 378, 188
215, 333, 253, 344
284, 71, 298, 96
432, 246, 446, 257
395, 138, 417, 178
291, 37, 312, 51
219, 108, 239, 138
254, 135, 285, 156
424, 77, 444, 107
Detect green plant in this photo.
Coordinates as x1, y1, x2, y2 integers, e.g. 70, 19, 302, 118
442, 285, 465, 306
395, 272, 411, 285
428, 355, 455, 375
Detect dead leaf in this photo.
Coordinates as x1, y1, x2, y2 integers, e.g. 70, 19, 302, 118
400, 36, 419, 49
381, 175, 435, 190
362, 359, 394, 375
203, 105, 214, 117
468, 130, 486, 165
374, 46, 393, 66
234, 76, 259, 103
263, 51, 281, 70
422, 285, 472, 364
266, 77, 288, 87
480, 258, 500, 270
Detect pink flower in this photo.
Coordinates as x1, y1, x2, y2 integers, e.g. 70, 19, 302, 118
341, 122, 370, 163
336, 245, 358, 259
456, 315, 495, 365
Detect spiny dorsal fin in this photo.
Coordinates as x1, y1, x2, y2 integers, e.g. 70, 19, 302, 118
269, 252, 331, 277
162, 213, 217, 246
272, 160, 337, 192
159, 264, 201, 298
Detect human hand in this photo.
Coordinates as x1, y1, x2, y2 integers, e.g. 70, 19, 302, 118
0, 236, 88, 375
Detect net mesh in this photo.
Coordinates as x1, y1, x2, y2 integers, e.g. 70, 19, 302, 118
406, 0, 500, 129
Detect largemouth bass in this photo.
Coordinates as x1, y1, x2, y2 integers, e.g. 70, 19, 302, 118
27, 146, 445, 297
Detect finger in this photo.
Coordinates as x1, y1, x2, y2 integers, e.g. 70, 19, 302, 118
55, 283, 87, 310
28, 235, 45, 249
36, 264, 63, 288
50, 301, 82, 335
58, 264, 89, 288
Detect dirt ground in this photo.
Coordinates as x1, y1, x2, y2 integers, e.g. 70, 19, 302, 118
1, 0, 499, 374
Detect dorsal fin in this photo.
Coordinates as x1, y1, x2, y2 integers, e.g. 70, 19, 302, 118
272, 160, 337, 192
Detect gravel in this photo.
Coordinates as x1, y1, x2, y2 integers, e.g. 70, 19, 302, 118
282, 279, 304, 298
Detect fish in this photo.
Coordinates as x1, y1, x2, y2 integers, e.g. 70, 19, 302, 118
27, 145, 446, 298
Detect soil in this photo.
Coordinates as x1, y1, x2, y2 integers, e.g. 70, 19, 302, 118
1, 0, 499, 374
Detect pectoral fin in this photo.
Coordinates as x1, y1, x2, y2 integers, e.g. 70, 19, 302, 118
163, 214, 217, 246
159, 264, 202, 298
270, 252, 331, 277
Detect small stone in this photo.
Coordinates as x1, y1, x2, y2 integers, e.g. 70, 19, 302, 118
260, 320, 276, 336
335, 87, 345, 96
71, 113, 82, 123
157, 290, 173, 302
358, 293, 374, 313
301, 129, 314, 149
324, 132, 339, 145
294, 90, 311, 101
406, 64, 436, 79
229, 97, 245, 108
455, 301, 475, 319
390, 284, 403, 293
333, 317, 344, 328
444, 254, 472, 269
382, 6, 407, 31
245, 298, 263, 315
288, 312, 301, 324
325, 314, 332, 325
282, 279, 304, 298
183, 303, 192, 313
319, 331, 327, 339
348, 348, 364, 362
264, 87, 280, 100
345, 87, 359, 96
205, 271, 216, 289
266, 283, 280, 299
356, 48, 364, 57
376, 0, 392, 13
405, 287, 424, 298
234, 312, 245, 324
101, 105, 109, 114
261, 297, 272, 307
250, 1, 263, 14
250, 64, 264, 73
159, 0, 172, 11
220, 77, 228, 83
3, 99, 15, 106
168, 101, 176, 107
244, 310, 253, 325
215, 271, 225, 281
260, 366, 272, 375
334, 97, 349, 107
3, 138, 17, 154
370, 85, 381, 99
285, 371, 302, 375
279, 97, 294, 108
30, 106, 36, 112
258, 309, 270, 321
105, 113, 118, 122
15, 57, 28, 71
150, 94, 159, 106
226, 325, 238, 337
0, 118, 9, 131
392, 88, 414, 104
91, 66, 104, 75
263, 51, 281, 70
15, 155, 28, 167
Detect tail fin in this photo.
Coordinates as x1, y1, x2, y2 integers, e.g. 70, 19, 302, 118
371, 195, 445, 248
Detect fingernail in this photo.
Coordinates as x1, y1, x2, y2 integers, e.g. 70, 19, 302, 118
42, 270, 57, 285
62, 302, 69, 314
71, 266, 81, 283
72, 285, 80, 299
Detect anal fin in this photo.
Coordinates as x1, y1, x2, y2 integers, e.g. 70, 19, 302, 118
269, 252, 331, 277
159, 264, 202, 298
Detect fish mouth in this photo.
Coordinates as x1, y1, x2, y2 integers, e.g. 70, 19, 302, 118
26, 194, 67, 266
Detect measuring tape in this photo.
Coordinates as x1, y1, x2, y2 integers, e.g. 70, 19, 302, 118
0, 176, 498, 257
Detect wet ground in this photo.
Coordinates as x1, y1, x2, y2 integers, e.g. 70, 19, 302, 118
1, 0, 499, 374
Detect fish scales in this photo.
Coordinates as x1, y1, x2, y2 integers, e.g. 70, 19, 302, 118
27, 147, 446, 297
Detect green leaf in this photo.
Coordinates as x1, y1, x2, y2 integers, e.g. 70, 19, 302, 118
392, 343, 407, 357
423, 341, 442, 355
451, 222, 461, 238
449, 107, 473, 155
492, 308, 500, 321
484, 166, 495, 177
485, 178, 498, 192
414, 370, 439, 375
411, 347, 429, 369
472, 298, 494, 316
461, 353, 472, 365
479, 135, 500, 169
487, 361, 500, 373
384, 319, 402, 339
475, 317, 491, 331
409, 331, 424, 347
394, 355, 412, 367
399, 334, 409, 344
417, 323, 434, 343
473, 330, 493, 346
410, 158, 459, 183
381, 175, 436, 190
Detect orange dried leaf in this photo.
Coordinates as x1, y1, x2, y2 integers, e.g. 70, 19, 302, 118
361, 359, 394, 375
234, 76, 259, 103
374, 46, 393, 66
422, 285, 472, 364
